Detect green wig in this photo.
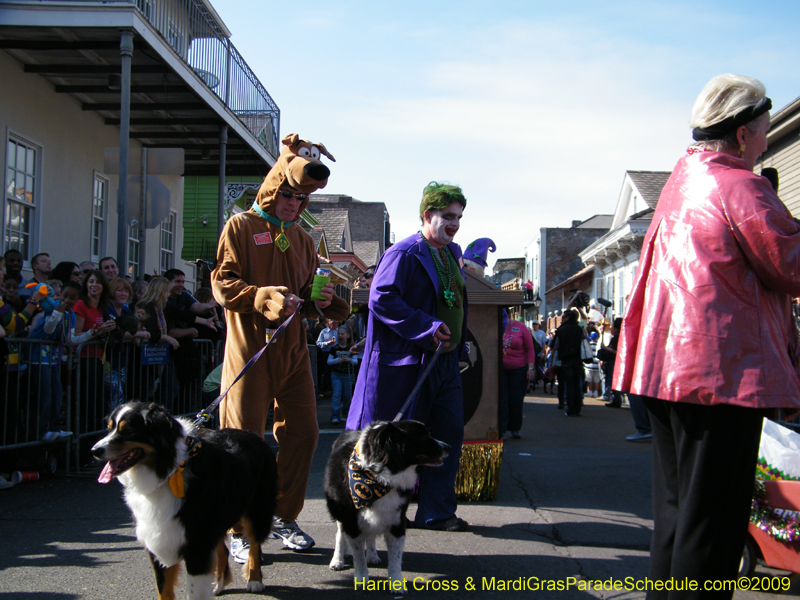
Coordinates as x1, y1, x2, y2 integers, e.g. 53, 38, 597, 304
419, 181, 467, 223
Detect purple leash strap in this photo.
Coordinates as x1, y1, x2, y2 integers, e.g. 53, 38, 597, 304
392, 340, 445, 423
194, 300, 304, 427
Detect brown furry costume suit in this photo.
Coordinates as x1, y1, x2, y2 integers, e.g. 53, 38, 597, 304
212, 134, 348, 521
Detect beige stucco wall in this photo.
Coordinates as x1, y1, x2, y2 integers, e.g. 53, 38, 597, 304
0, 50, 187, 282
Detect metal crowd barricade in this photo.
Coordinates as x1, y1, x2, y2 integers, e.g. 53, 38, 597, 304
0, 335, 221, 475
0, 337, 73, 473
1, 333, 328, 474
71, 338, 220, 474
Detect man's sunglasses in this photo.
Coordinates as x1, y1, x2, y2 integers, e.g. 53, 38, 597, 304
279, 190, 308, 201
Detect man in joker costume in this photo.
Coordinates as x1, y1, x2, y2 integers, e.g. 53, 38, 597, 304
347, 181, 469, 532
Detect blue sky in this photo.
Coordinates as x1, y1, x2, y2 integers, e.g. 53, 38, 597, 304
210, 0, 800, 270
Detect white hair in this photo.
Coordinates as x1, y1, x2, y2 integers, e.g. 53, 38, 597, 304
690, 74, 767, 152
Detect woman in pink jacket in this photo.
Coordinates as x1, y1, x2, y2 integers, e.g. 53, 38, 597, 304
614, 74, 800, 598
501, 312, 535, 438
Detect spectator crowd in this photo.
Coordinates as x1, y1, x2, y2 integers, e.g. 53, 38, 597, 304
0, 249, 223, 446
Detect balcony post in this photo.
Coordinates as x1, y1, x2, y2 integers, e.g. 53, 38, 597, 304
224, 39, 232, 107
116, 28, 133, 272
218, 125, 228, 239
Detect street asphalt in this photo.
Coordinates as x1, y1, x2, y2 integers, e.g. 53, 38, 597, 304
1, 387, 797, 599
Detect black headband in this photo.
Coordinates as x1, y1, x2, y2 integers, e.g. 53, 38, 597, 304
692, 97, 772, 142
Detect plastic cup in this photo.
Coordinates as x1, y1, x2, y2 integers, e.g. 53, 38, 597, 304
310, 269, 331, 301
11, 471, 39, 484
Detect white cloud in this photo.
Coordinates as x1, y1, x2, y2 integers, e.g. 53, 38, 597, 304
215, 0, 800, 266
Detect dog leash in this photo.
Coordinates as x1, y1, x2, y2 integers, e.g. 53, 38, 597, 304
193, 300, 304, 427
392, 340, 445, 422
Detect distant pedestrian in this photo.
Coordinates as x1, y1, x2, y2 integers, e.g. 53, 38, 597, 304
501, 314, 535, 438
553, 308, 584, 417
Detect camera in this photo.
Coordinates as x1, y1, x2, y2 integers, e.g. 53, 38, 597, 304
570, 291, 591, 309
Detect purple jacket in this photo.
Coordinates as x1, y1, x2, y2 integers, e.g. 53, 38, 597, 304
346, 233, 468, 429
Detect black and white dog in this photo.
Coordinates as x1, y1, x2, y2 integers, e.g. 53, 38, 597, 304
324, 420, 449, 589
92, 402, 277, 600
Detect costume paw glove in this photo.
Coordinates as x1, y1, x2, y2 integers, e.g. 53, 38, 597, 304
254, 286, 289, 321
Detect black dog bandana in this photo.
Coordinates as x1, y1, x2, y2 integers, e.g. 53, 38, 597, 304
348, 447, 391, 509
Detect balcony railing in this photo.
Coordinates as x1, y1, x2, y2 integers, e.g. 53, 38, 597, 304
35, 0, 280, 158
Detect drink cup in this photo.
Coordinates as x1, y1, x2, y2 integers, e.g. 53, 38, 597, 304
310, 268, 331, 301
11, 471, 39, 484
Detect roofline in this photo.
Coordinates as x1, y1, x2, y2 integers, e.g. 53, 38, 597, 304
545, 264, 595, 295
579, 217, 652, 260
767, 96, 800, 145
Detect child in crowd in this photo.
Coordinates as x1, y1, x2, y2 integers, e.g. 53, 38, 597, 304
28, 280, 92, 440
327, 325, 357, 424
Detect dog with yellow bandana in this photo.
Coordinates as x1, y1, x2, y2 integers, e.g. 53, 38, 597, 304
92, 402, 278, 599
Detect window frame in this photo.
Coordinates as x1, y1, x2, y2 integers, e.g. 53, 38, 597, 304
91, 171, 109, 263
159, 210, 177, 273
128, 220, 141, 280
4, 131, 42, 264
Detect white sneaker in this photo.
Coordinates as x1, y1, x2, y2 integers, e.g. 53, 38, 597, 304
57, 430, 73, 438
229, 533, 250, 564
626, 431, 653, 442
270, 518, 315, 551
42, 431, 59, 442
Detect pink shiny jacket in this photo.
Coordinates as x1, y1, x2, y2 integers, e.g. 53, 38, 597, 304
614, 149, 800, 408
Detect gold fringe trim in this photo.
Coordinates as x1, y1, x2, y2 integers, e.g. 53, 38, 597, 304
455, 440, 504, 501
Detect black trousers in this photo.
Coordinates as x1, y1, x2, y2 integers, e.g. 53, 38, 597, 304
643, 397, 764, 600
559, 363, 583, 416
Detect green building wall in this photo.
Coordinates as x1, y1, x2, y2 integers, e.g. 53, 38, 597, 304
182, 176, 221, 263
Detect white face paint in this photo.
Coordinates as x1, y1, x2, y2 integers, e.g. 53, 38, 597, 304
422, 201, 463, 248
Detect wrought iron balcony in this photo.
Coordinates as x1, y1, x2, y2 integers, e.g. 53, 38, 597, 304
135, 0, 280, 157
14, 0, 280, 159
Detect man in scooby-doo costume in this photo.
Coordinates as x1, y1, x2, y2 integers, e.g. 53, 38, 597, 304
212, 134, 349, 558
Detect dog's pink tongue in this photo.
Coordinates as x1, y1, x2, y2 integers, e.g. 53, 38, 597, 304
98, 460, 119, 484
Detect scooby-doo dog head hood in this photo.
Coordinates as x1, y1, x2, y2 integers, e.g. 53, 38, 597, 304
254, 133, 335, 220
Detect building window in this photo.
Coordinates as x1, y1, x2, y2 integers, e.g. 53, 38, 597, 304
128, 222, 141, 280
4, 135, 40, 260
159, 211, 176, 273
92, 173, 108, 261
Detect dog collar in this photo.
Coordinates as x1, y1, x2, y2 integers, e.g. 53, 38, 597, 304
252, 204, 293, 252
168, 436, 202, 499
348, 445, 391, 509
252, 202, 295, 228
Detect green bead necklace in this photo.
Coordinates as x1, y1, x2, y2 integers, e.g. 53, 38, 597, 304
420, 231, 461, 309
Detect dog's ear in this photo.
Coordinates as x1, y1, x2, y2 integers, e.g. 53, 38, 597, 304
359, 423, 389, 472
372, 422, 406, 471
315, 142, 335, 163
282, 133, 300, 150
144, 403, 182, 439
